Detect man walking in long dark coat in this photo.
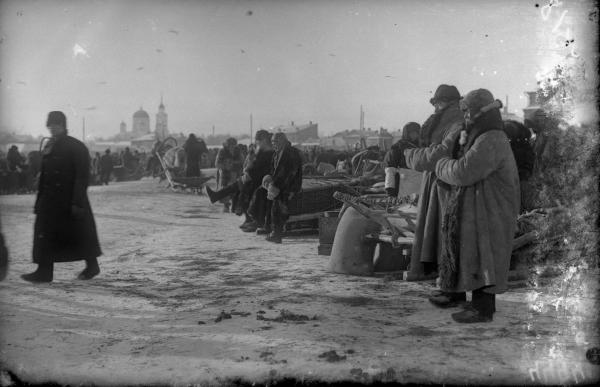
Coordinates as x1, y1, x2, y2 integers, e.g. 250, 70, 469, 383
21, 111, 102, 283
99, 149, 113, 185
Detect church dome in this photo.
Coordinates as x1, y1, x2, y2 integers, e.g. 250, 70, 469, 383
133, 108, 149, 119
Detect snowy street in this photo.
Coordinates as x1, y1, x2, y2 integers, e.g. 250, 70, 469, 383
1, 178, 598, 385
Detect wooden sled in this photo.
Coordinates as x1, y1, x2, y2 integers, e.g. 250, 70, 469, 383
155, 152, 213, 193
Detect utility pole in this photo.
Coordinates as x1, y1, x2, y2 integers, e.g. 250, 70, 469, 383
212, 125, 215, 137
250, 114, 253, 141
359, 105, 364, 131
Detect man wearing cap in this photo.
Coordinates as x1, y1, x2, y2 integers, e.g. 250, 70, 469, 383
261, 132, 303, 243
384, 121, 421, 170
207, 130, 275, 231
22, 111, 102, 283
403, 85, 464, 282
99, 148, 114, 185
434, 89, 520, 322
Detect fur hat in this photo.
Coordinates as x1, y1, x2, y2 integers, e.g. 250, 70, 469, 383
46, 111, 67, 128
460, 89, 495, 113
255, 129, 272, 142
429, 84, 461, 105
402, 122, 421, 138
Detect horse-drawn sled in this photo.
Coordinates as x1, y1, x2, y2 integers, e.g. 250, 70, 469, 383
151, 137, 213, 193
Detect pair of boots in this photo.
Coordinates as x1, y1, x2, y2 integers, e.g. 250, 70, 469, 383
244, 222, 281, 243
429, 289, 495, 323
21, 258, 100, 283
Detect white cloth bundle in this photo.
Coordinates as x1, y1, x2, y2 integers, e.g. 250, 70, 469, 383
384, 167, 399, 190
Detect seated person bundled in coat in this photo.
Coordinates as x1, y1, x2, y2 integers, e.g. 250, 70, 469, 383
258, 132, 303, 244
206, 130, 275, 231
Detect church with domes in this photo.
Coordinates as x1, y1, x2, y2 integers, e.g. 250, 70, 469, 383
132, 107, 151, 136
115, 97, 170, 141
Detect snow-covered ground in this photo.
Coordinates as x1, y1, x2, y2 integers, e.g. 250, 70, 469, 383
0, 178, 598, 385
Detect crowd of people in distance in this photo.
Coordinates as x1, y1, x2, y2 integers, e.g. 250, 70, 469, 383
0, 145, 41, 194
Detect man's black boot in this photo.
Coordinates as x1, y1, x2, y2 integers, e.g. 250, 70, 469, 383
78, 257, 100, 280
256, 227, 271, 235
206, 182, 238, 204
266, 231, 282, 244
21, 262, 53, 283
452, 288, 494, 323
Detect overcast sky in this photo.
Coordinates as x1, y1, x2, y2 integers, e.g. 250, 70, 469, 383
0, 0, 596, 139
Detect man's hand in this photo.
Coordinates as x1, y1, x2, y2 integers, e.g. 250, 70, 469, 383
262, 175, 273, 190
267, 184, 280, 200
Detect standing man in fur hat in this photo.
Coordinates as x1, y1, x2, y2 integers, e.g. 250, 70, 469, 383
21, 111, 102, 283
434, 89, 520, 322
403, 85, 464, 283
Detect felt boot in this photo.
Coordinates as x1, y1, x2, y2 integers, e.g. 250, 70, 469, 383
265, 231, 282, 244
428, 291, 466, 308
452, 288, 494, 323
21, 262, 53, 283
78, 257, 100, 280
206, 182, 238, 204
256, 227, 271, 235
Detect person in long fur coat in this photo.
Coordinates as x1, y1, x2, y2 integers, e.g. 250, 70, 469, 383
403, 85, 464, 281
434, 89, 520, 323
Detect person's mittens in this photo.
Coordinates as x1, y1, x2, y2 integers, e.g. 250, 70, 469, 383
267, 184, 280, 200
262, 175, 273, 190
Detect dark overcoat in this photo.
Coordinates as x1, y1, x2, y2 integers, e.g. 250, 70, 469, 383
403, 104, 463, 276
271, 143, 303, 196
33, 135, 102, 263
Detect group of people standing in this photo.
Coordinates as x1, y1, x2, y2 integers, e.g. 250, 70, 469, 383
206, 130, 303, 244
384, 85, 521, 324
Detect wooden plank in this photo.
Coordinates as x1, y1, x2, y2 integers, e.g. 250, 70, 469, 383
365, 233, 414, 245
512, 231, 538, 250
288, 213, 321, 222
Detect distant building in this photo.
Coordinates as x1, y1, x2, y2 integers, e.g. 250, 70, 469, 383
119, 121, 127, 134
319, 135, 349, 150
366, 128, 393, 150
155, 96, 169, 139
522, 91, 542, 121
500, 95, 521, 122
132, 107, 150, 136
131, 133, 157, 152
273, 121, 318, 144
